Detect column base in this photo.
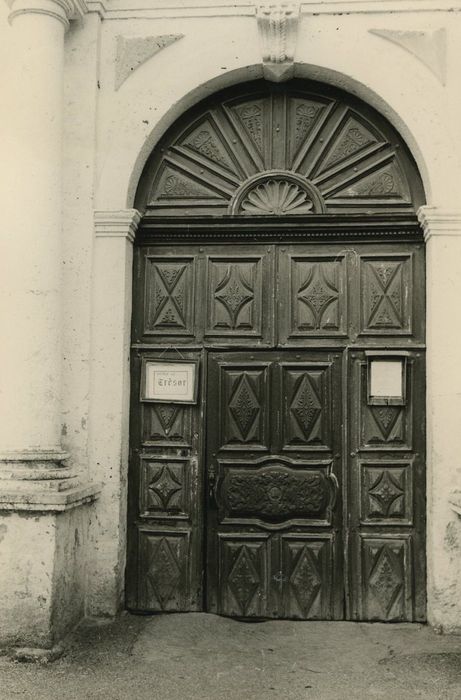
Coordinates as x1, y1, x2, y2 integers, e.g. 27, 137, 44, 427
0, 453, 100, 648
0, 449, 90, 506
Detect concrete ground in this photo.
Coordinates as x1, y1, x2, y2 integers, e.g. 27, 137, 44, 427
1, 614, 461, 699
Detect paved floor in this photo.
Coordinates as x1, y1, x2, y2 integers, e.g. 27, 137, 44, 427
1, 613, 461, 699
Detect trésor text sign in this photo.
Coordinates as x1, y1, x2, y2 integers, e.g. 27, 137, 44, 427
141, 359, 199, 403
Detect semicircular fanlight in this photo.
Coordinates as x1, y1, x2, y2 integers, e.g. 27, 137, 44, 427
137, 82, 424, 217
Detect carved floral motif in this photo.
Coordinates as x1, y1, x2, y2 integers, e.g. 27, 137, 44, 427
368, 469, 404, 518
240, 180, 314, 215
328, 125, 374, 164
295, 103, 320, 147
214, 265, 255, 328
224, 466, 328, 520
368, 547, 402, 616
235, 103, 264, 152
229, 375, 260, 439
371, 406, 401, 440
147, 538, 181, 608
290, 548, 322, 614
291, 376, 321, 440
146, 92, 418, 215
158, 168, 216, 199
184, 126, 235, 171
147, 463, 182, 511
363, 259, 406, 330
150, 263, 187, 329
228, 546, 260, 613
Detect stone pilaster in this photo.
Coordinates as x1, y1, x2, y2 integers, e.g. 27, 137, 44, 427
417, 206, 461, 632
87, 210, 141, 616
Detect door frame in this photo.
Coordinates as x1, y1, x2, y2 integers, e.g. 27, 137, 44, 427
126, 216, 426, 620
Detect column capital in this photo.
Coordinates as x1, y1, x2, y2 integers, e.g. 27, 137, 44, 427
94, 209, 142, 244
7, 0, 87, 29
418, 206, 461, 242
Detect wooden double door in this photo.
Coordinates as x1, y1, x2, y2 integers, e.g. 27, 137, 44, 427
127, 239, 426, 621
206, 349, 343, 619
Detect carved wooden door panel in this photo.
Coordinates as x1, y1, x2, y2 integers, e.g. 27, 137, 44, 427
126, 347, 205, 612
206, 350, 343, 619
346, 248, 426, 622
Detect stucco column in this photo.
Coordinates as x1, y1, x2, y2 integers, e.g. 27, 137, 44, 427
0, 0, 103, 652
0, 0, 86, 489
88, 209, 141, 616
418, 206, 461, 631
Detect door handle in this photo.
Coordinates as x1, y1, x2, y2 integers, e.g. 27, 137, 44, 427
327, 472, 339, 509
208, 467, 219, 506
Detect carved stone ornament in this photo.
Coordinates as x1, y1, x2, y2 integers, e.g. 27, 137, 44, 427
115, 34, 184, 90
230, 171, 325, 215
369, 28, 446, 86
256, 3, 300, 82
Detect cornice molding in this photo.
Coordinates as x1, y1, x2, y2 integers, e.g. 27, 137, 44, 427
91, 0, 461, 21
85, 0, 105, 16
417, 206, 461, 242
7, 0, 87, 28
0, 482, 101, 512
94, 209, 142, 244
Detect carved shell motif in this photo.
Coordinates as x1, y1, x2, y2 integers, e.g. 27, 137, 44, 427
240, 180, 314, 215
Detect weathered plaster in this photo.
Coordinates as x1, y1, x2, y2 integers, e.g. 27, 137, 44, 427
0, 506, 91, 648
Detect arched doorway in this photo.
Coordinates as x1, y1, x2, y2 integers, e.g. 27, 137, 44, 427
126, 80, 426, 621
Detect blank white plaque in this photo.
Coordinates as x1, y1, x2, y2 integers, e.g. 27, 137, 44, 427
369, 360, 403, 399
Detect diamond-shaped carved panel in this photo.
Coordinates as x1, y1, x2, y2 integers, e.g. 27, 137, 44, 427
362, 539, 409, 621
360, 256, 412, 335
144, 256, 196, 338
291, 375, 322, 439
206, 255, 267, 341
361, 463, 412, 524
286, 256, 346, 338
141, 459, 187, 516
221, 367, 268, 449
229, 374, 260, 439
290, 548, 322, 615
282, 538, 330, 620
228, 546, 260, 614
219, 538, 268, 617
138, 532, 189, 611
282, 366, 330, 449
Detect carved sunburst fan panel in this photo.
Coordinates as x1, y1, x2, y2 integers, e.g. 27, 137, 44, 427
136, 81, 425, 217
